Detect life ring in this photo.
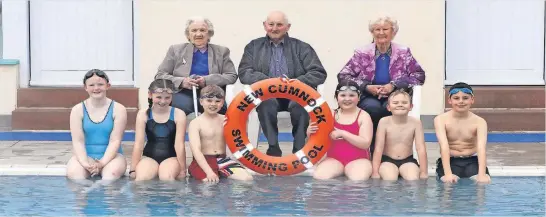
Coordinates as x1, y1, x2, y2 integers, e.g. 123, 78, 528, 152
224, 77, 334, 176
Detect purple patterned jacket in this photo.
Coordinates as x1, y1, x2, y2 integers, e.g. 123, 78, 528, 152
337, 42, 425, 92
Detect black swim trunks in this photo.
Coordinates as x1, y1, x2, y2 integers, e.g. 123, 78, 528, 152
436, 156, 490, 178
381, 155, 419, 168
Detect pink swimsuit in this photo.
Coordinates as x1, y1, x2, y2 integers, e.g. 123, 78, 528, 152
327, 110, 371, 166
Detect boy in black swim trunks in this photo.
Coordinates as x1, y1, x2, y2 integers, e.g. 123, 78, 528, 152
371, 90, 428, 181
434, 82, 491, 184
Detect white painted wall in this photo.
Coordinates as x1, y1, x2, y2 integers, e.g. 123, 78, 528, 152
136, 0, 446, 115
2, 0, 29, 88
0, 65, 19, 115
4, 0, 544, 117
1, 3, 3, 59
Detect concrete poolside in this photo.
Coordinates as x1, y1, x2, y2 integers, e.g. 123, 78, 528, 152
0, 141, 543, 176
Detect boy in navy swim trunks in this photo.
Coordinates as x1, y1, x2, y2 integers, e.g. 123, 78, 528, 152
187, 85, 253, 182
434, 82, 491, 184
371, 90, 428, 180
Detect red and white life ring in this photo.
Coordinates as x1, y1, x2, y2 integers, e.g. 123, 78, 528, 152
223, 77, 334, 176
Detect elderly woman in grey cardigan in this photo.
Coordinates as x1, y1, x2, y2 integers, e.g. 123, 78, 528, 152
155, 16, 237, 115
238, 11, 327, 157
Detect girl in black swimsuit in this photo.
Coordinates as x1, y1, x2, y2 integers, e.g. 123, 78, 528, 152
129, 79, 188, 181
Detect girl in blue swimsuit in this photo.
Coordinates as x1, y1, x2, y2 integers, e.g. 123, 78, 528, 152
130, 79, 187, 181
66, 69, 128, 180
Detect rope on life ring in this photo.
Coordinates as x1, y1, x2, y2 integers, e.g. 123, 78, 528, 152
223, 77, 334, 176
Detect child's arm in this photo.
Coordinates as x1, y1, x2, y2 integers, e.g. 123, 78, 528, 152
129, 110, 148, 176
434, 116, 455, 181
339, 110, 373, 149
476, 117, 489, 180
69, 104, 91, 169
371, 118, 387, 178
174, 109, 188, 177
188, 120, 217, 177
414, 119, 428, 178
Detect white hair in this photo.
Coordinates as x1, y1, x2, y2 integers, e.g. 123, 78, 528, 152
368, 16, 399, 35
264, 11, 291, 25
184, 16, 215, 38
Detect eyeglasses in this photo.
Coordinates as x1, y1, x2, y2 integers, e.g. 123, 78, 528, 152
449, 88, 473, 96
153, 88, 173, 94
200, 93, 224, 99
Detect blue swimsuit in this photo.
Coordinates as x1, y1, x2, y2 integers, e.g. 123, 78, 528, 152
83, 100, 123, 159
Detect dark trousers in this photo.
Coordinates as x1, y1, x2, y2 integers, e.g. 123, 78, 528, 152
256, 98, 309, 157
357, 95, 391, 156
171, 89, 227, 115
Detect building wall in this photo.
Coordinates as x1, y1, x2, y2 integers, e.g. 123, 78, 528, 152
1, 3, 3, 59
136, 0, 446, 116
0, 62, 19, 126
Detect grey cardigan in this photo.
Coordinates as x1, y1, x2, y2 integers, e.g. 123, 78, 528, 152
155, 43, 237, 91
238, 35, 327, 88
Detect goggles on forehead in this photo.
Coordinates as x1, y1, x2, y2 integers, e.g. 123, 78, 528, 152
153, 88, 173, 94
200, 93, 224, 99
449, 88, 473, 96
337, 86, 360, 94
83, 69, 110, 84
84, 69, 109, 80
85, 69, 106, 77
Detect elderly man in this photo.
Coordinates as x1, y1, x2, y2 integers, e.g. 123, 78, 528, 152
238, 11, 327, 157
156, 16, 237, 115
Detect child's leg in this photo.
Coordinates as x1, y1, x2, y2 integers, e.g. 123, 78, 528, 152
135, 156, 159, 181
216, 157, 251, 181
469, 174, 491, 181
399, 162, 420, 180
379, 162, 399, 181
100, 154, 127, 180
66, 156, 91, 180
344, 159, 372, 181
312, 158, 344, 180
464, 158, 491, 180
158, 157, 181, 181
227, 168, 254, 181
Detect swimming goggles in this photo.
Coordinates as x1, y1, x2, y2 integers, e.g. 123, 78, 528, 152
200, 93, 224, 99
153, 88, 173, 94
449, 88, 473, 96
84, 69, 109, 82
337, 86, 360, 94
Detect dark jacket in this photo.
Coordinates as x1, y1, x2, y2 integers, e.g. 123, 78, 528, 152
238, 35, 327, 88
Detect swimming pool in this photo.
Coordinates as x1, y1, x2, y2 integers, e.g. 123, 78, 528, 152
0, 176, 543, 216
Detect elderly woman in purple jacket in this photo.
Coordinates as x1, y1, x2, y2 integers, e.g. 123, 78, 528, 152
337, 16, 426, 154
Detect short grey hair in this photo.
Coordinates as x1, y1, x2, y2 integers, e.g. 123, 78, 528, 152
184, 16, 215, 38
368, 16, 399, 35
264, 11, 291, 25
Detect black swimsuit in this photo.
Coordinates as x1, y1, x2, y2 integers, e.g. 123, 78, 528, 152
381, 155, 419, 168
436, 156, 490, 178
143, 107, 177, 164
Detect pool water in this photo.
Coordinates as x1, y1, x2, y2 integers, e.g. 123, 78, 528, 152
0, 176, 543, 216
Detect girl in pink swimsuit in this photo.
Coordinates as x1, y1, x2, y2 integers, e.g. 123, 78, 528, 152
307, 81, 374, 180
